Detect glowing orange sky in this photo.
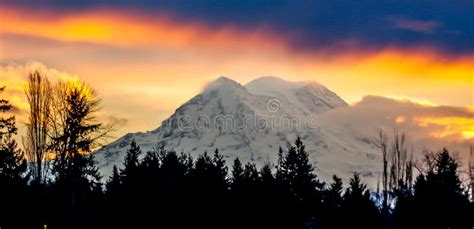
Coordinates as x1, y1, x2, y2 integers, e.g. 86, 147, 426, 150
0, 6, 472, 145
0, 6, 286, 51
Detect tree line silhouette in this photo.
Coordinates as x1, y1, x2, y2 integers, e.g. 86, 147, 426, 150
0, 72, 473, 229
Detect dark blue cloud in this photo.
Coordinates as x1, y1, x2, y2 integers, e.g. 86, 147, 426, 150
4, 0, 473, 55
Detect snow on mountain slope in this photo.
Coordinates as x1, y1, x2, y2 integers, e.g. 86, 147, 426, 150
245, 76, 348, 114
94, 76, 381, 186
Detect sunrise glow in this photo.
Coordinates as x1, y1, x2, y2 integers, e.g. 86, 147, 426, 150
0, 1, 473, 227
0, 1, 472, 148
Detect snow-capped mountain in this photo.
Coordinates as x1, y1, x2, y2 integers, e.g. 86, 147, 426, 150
95, 76, 381, 186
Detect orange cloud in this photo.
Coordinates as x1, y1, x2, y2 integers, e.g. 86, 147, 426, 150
349, 50, 473, 83
0, 6, 287, 51
412, 116, 474, 139
296, 49, 474, 106
395, 116, 406, 123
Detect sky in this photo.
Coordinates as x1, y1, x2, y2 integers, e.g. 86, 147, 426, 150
0, 1, 473, 152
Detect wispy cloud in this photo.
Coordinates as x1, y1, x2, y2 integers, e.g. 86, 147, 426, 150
107, 115, 129, 128
320, 96, 474, 159
391, 18, 441, 33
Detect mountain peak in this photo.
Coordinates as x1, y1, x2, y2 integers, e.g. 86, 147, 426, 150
305, 80, 322, 87
215, 76, 236, 83
250, 76, 293, 83
245, 76, 331, 93
246, 76, 307, 89
204, 76, 243, 90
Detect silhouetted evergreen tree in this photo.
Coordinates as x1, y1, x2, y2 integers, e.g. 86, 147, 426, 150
258, 162, 280, 227
329, 175, 344, 206
106, 166, 121, 196
139, 150, 161, 211
194, 151, 213, 178
102, 165, 122, 228
229, 157, 249, 227
190, 150, 229, 227
243, 162, 259, 184
410, 149, 472, 229
193, 150, 228, 189
158, 150, 190, 182
120, 140, 147, 227
141, 150, 160, 174
392, 187, 415, 229
0, 120, 28, 185
50, 85, 103, 188
276, 137, 323, 227
231, 157, 244, 190
48, 81, 105, 229
213, 148, 229, 189
341, 173, 380, 229
0, 86, 29, 229
260, 163, 275, 185
120, 140, 142, 184
320, 175, 344, 228
326, 178, 344, 209
0, 86, 27, 184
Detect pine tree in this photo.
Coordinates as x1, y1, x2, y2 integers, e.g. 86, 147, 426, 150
243, 162, 259, 184
49, 80, 104, 189
229, 157, 247, 227
257, 162, 281, 228
344, 173, 367, 200
277, 137, 321, 201
276, 145, 291, 183
139, 150, 160, 191
119, 139, 143, 228
276, 137, 322, 227
47, 80, 106, 228
0, 86, 28, 228
276, 137, 320, 201
121, 140, 142, 180
0, 86, 27, 184
181, 152, 194, 176
191, 150, 229, 227
159, 150, 189, 181
327, 175, 344, 208
106, 165, 121, 195
104, 165, 122, 228
231, 157, 244, 190
0, 129, 27, 185
194, 151, 213, 179
212, 148, 228, 189
141, 150, 160, 172
342, 173, 379, 229
412, 149, 471, 229
320, 175, 344, 229
260, 163, 275, 185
